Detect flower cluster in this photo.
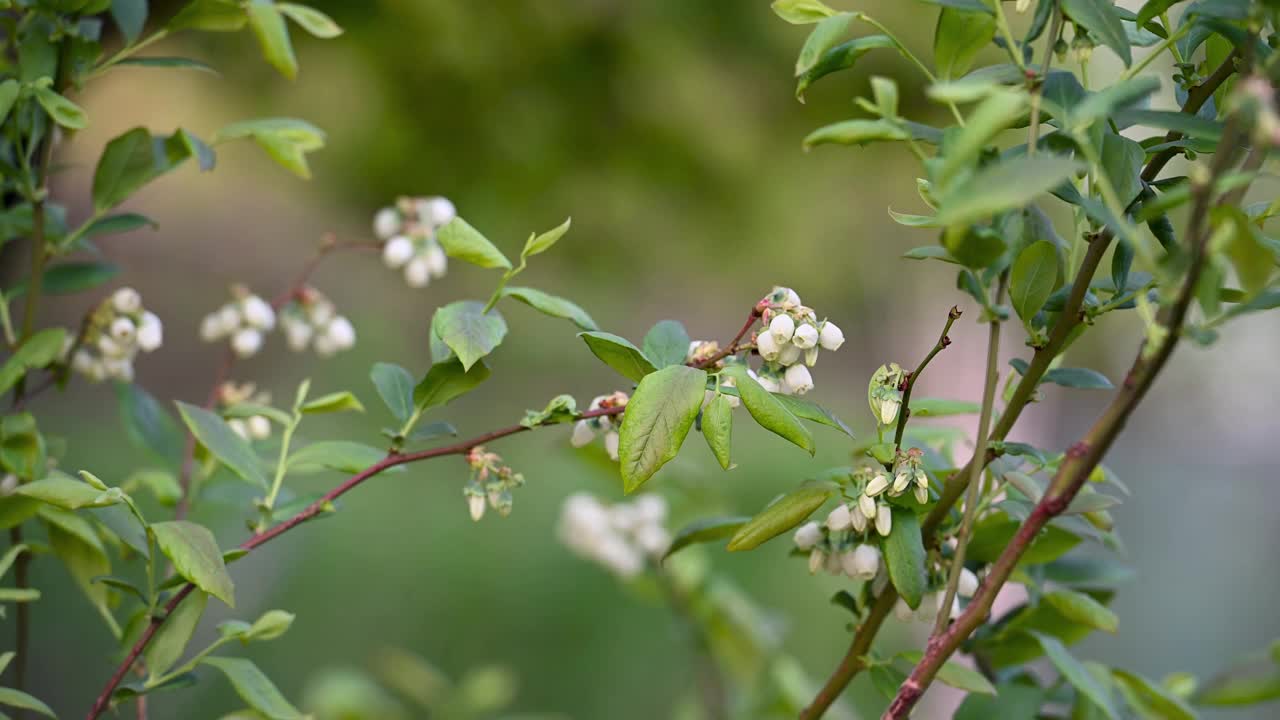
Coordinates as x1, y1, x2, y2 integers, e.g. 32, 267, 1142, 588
570, 392, 629, 460
218, 382, 274, 442
751, 286, 843, 396
199, 286, 277, 359
279, 287, 356, 357
868, 362, 904, 426
462, 446, 524, 521
375, 196, 454, 288
557, 493, 670, 579
66, 287, 163, 382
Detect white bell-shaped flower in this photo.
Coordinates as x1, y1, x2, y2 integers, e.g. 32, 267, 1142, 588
247, 415, 272, 440
793, 521, 822, 550
109, 317, 136, 343
826, 503, 852, 532
570, 420, 595, 447
373, 207, 401, 239
112, 287, 142, 314
231, 328, 263, 358
137, 312, 163, 352
382, 236, 415, 268
769, 314, 796, 342
777, 343, 802, 366
850, 543, 881, 580
865, 473, 889, 497
793, 323, 818, 349
404, 255, 431, 288
756, 330, 781, 361
326, 316, 356, 351
858, 493, 878, 519
958, 568, 979, 598
783, 364, 813, 395
424, 244, 448, 278
819, 320, 845, 350
875, 504, 892, 536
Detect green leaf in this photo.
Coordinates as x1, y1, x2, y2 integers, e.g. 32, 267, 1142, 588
436, 218, 512, 270
1136, 0, 1186, 26
521, 394, 577, 428
642, 320, 691, 368
955, 684, 1046, 719
937, 155, 1083, 227
287, 441, 386, 474
115, 56, 219, 73
897, 651, 997, 694
579, 331, 657, 382
618, 365, 707, 493
1061, 0, 1132, 65
41, 262, 121, 295
167, 0, 247, 32
299, 391, 364, 415
47, 518, 115, 631
1043, 367, 1113, 389
0, 328, 66, 396
772, 394, 855, 437
1030, 632, 1119, 718
243, 609, 295, 641
501, 286, 597, 331
145, 590, 209, 679
702, 393, 733, 470
0, 543, 28, 579
151, 521, 235, 607
908, 397, 980, 417
201, 656, 303, 719
1196, 655, 1280, 706
1010, 241, 1060, 324
1112, 669, 1195, 720
370, 362, 415, 422
0, 687, 56, 718
795, 12, 855, 76
521, 217, 571, 259
795, 35, 898, 100
92, 127, 198, 212
118, 384, 184, 466
412, 358, 491, 411
803, 119, 909, 149
214, 118, 325, 179
934, 6, 997, 81
111, 0, 149, 44
277, 2, 342, 38
17, 471, 122, 510
431, 301, 507, 370
176, 402, 267, 488
726, 486, 831, 551
969, 516, 1080, 565
0, 80, 20, 127
772, 0, 837, 23
246, 0, 298, 79
1044, 589, 1119, 633
722, 365, 814, 454
34, 86, 88, 129
884, 508, 927, 608
937, 89, 1027, 187
664, 516, 749, 560
1100, 132, 1146, 208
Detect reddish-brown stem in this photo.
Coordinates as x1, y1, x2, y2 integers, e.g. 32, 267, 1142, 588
692, 302, 766, 369
892, 306, 961, 450
883, 118, 1247, 720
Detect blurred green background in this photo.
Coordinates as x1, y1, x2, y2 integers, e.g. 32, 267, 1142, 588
7, 1, 1280, 717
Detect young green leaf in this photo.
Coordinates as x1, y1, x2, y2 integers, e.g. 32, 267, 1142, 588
1196, 655, 1280, 706
1061, 0, 1132, 65
795, 12, 855, 76
521, 217, 571, 258
772, 0, 838, 24
167, 0, 248, 32
1030, 632, 1119, 718
151, 521, 235, 607
897, 651, 997, 694
244, 609, 296, 641
34, 86, 88, 129
370, 362, 415, 422
299, 391, 364, 415
934, 6, 997, 80
214, 117, 326, 179
431, 301, 508, 370
1010, 241, 1060, 324
278, 2, 343, 38
722, 365, 814, 454
201, 656, 304, 719
1044, 589, 1119, 633
642, 320, 691, 368
117, 383, 184, 466
93, 127, 198, 211
247, 0, 298, 79
0, 687, 56, 719
803, 119, 909, 149
663, 515, 749, 560
883, 507, 927, 608
702, 393, 733, 470
175, 402, 268, 488
111, 0, 149, 44
936, 89, 1026, 186
17, 471, 123, 510
772, 393, 854, 437
436, 217, 512, 270
726, 486, 831, 551
1043, 367, 1114, 389
795, 35, 898, 100
0, 80, 20, 127
618, 365, 708, 493
287, 441, 388, 474
520, 394, 577, 428
1112, 669, 1195, 720
936, 155, 1083, 227
501, 286, 598, 330
412, 357, 491, 411
115, 56, 220, 73
0, 327, 66, 396
145, 590, 209, 679
578, 331, 657, 382
955, 684, 1046, 719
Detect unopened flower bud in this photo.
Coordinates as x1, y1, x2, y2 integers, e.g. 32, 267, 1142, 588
892, 472, 911, 494
849, 544, 881, 580
859, 493, 878, 519
826, 504, 852, 532
958, 568, 979, 598
808, 548, 825, 574
880, 398, 900, 425
875, 504, 892, 536
137, 312, 163, 352
231, 328, 264, 358
914, 484, 929, 504
382, 236, 415, 268
756, 330, 781, 361
769, 314, 795, 342
783, 364, 814, 395
793, 323, 818, 349
865, 473, 889, 497
819, 321, 844, 350
468, 492, 486, 521
794, 521, 822, 550
804, 346, 819, 367
571, 420, 595, 447
404, 255, 431, 288
604, 431, 620, 460
111, 287, 142, 314
849, 505, 868, 533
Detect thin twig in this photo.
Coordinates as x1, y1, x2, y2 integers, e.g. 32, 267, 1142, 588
892, 306, 961, 449
692, 301, 767, 369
